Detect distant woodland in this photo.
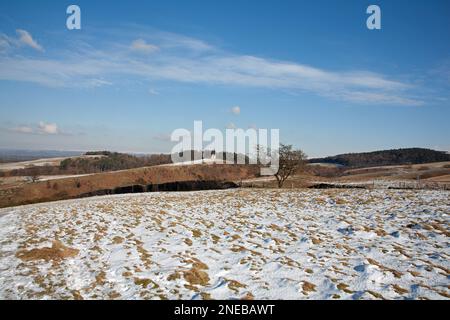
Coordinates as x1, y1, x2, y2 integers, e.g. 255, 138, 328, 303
0, 152, 171, 177
309, 148, 450, 168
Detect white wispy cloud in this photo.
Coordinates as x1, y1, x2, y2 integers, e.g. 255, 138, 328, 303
231, 106, 241, 115
38, 121, 58, 134
0, 27, 425, 105
8, 122, 64, 135
16, 29, 44, 52
11, 126, 34, 134
148, 88, 159, 95
131, 39, 159, 53
0, 29, 44, 52
87, 79, 113, 87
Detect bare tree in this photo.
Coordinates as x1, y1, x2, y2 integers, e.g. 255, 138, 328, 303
274, 144, 307, 188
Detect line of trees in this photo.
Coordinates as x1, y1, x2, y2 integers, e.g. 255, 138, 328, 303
60, 152, 173, 173
309, 148, 450, 168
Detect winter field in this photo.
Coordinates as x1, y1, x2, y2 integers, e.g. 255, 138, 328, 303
0, 188, 448, 300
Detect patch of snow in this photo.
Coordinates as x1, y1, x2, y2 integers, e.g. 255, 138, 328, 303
0, 188, 448, 300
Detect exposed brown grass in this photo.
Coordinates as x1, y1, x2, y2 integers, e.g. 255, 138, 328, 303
16, 240, 79, 262
367, 290, 384, 299
227, 279, 247, 293
392, 284, 409, 295
302, 281, 316, 294
183, 268, 210, 286
134, 277, 159, 289
337, 283, 354, 294
112, 236, 124, 244
367, 258, 403, 278
0, 164, 259, 208
183, 258, 210, 286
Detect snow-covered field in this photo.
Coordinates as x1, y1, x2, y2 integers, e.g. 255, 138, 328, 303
0, 188, 448, 300
0, 155, 103, 172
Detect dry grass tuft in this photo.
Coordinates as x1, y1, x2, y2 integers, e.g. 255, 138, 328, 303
227, 279, 247, 293
192, 229, 202, 238
183, 268, 210, 286
200, 292, 212, 300
167, 271, 181, 281
241, 292, 255, 300
302, 281, 316, 294
367, 258, 403, 278
112, 236, 124, 244
367, 290, 384, 299
134, 277, 159, 289
16, 240, 79, 262
337, 283, 354, 294
183, 259, 210, 286
392, 284, 409, 295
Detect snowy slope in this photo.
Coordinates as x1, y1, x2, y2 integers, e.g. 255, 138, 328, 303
0, 189, 448, 300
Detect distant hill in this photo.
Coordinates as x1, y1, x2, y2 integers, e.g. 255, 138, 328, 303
0, 149, 82, 163
0, 149, 253, 177
309, 148, 450, 168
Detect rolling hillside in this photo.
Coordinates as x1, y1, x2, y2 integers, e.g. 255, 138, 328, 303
310, 148, 450, 168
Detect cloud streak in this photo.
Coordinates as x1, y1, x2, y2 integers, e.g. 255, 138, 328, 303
0, 27, 424, 105
16, 29, 44, 52
38, 121, 58, 135
231, 106, 241, 115
130, 39, 159, 54
11, 126, 34, 134
0, 29, 44, 52
7, 122, 67, 136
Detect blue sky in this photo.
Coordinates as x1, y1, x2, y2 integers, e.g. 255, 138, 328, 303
0, 0, 449, 157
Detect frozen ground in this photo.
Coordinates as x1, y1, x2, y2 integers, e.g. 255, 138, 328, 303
0, 188, 448, 300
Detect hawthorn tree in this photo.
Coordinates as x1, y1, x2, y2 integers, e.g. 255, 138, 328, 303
274, 144, 307, 188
